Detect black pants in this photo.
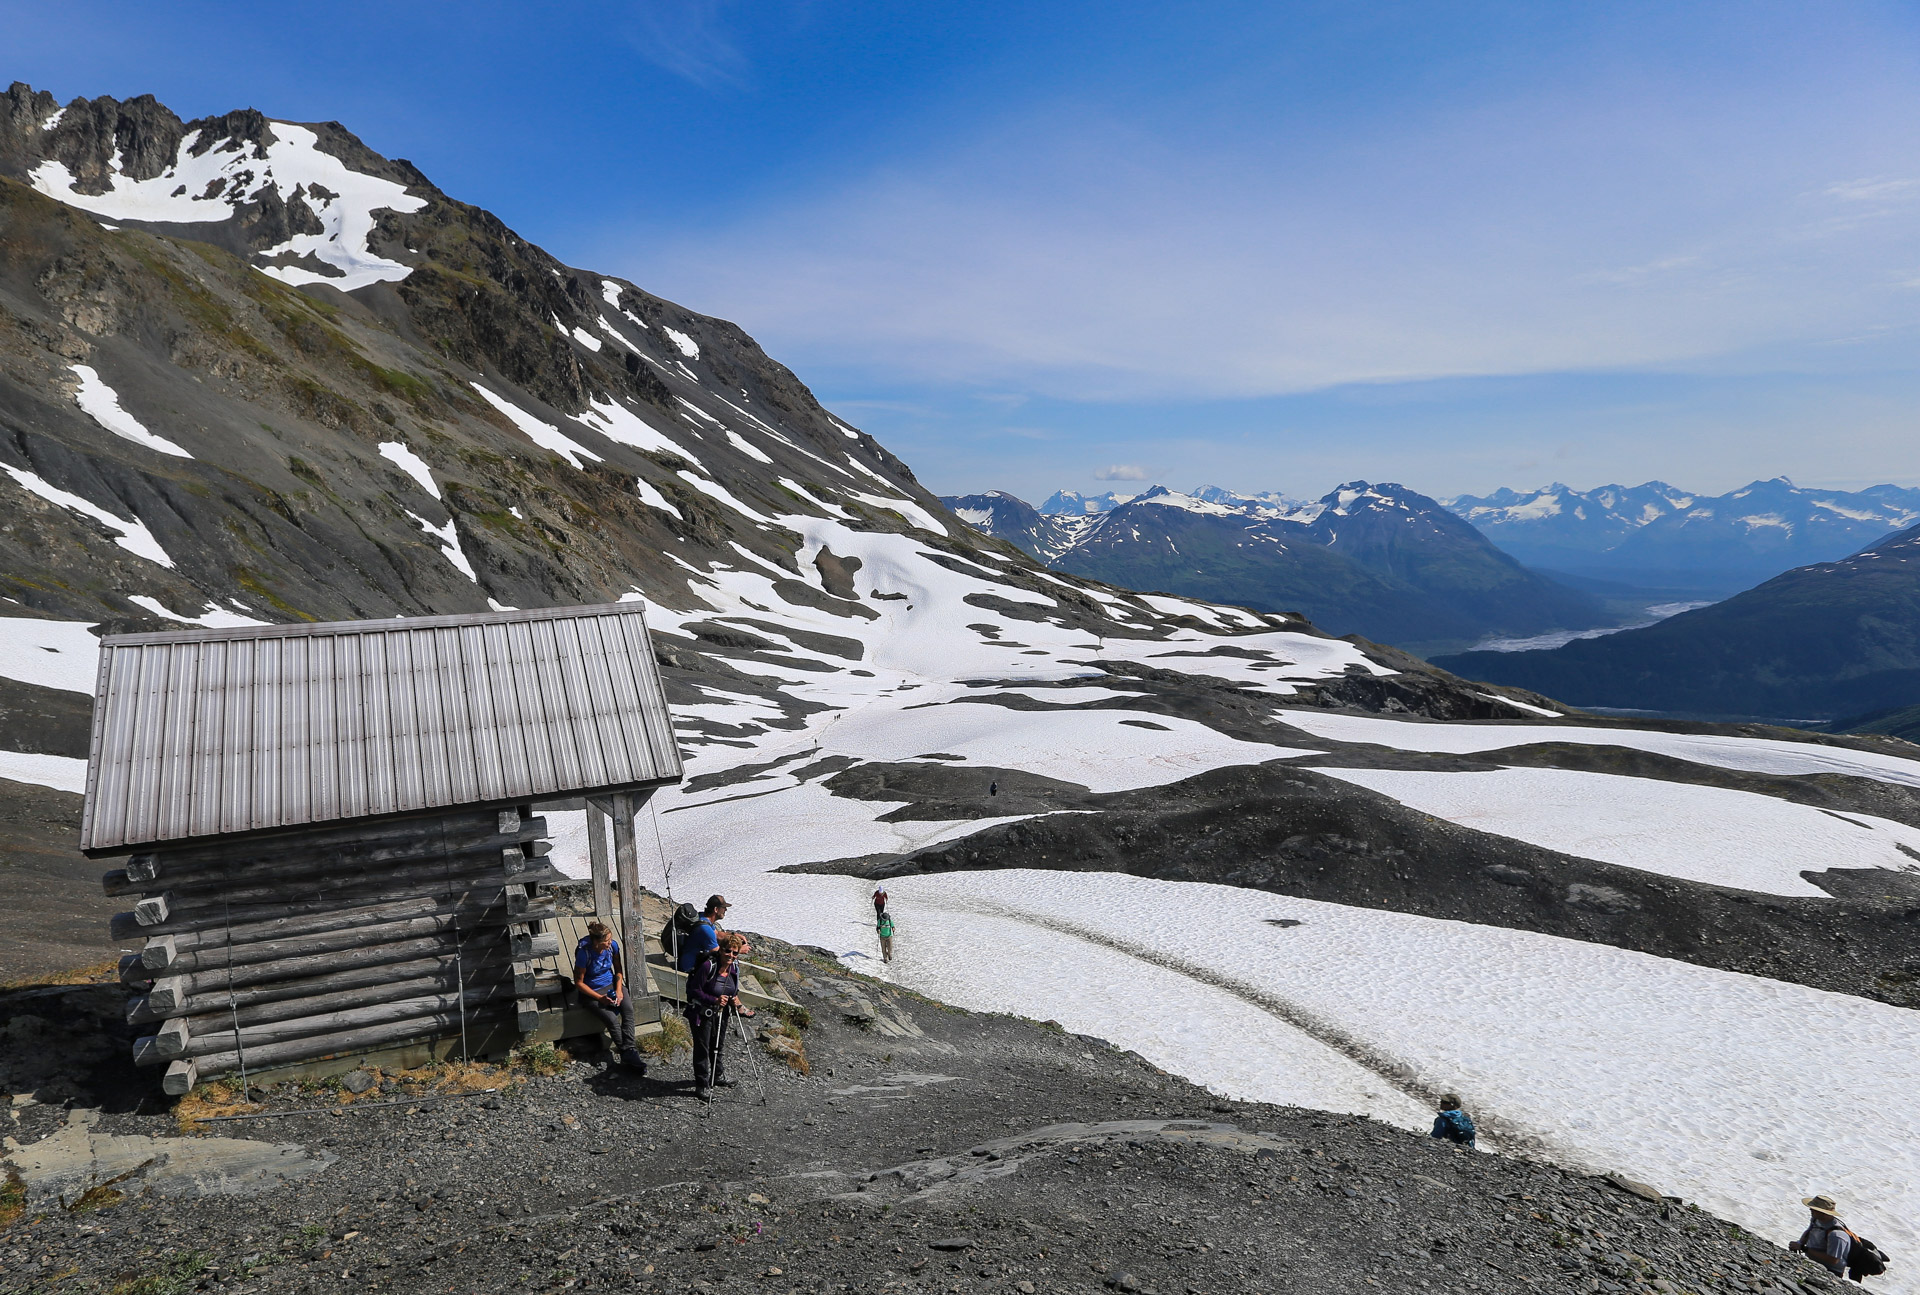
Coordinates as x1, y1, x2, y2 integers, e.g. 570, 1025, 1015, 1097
585, 994, 635, 1052
689, 1007, 728, 1088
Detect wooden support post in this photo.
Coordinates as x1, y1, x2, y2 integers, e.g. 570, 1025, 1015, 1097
142, 935, 178, 972
587, 799, 612, 919
134, 894, 170, 926
163, 1058, 197, 1097
611, 791, 646, 1043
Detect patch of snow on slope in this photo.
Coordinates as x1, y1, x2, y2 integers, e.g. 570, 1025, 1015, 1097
126, 597, 268, 628
569, 325, 603, 352
596, 317, 641, 353
577, 397, 687, 460
1103, 628, 1381, 695
469, 384, 601, 468
676, 470, 771, 523
0, 464, 173, 567
0, 750, 87, 794
724, 429, 773, 464
377, 441, 438, 498
70, 365, 191, 458
662, 327, 700, 358
847, 490, 950, 536
1274, 710, 1920, 790
1313, 765, 1920, 895
403, 510, 476, 581
810, 701, 1309, 793
33, 123, 428, 291
1470, 691, 1563, 717
633, 477, 682, 520
829, 417, 861, 439
0, 617, 100, 693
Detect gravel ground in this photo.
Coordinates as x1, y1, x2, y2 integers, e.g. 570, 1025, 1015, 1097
1, 936, 1856, 1295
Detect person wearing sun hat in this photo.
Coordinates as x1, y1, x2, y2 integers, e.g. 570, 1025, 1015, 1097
1788, 1194, 1851, 1278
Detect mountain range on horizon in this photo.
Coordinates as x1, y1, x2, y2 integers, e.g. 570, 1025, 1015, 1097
1025, 477, 1920, 594
1448, 477, 1920, 594
943, 481, 1613, 653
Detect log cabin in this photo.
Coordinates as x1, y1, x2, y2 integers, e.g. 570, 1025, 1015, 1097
82, 604, 684, 1095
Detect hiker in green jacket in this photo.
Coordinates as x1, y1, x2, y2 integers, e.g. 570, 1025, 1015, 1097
876, 908, 895, 963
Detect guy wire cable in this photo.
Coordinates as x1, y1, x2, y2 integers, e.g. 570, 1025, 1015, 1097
443, 816, 470, 1064
222, 894, 251, 1102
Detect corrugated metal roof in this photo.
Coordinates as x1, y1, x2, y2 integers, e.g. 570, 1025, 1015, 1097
81, 603, 683, 854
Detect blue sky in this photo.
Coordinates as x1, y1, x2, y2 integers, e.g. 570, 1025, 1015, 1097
11, 1, 1920, 502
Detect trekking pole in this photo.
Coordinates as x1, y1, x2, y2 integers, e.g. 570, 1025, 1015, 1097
728, 1006, 771, 1107
704, 1007, 724, 1103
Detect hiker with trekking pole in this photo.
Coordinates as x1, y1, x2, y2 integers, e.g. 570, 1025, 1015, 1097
686, 931, 755, 1102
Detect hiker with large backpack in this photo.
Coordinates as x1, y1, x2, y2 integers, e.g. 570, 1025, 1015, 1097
1429, 1093, 1476, 1149
686, 932, 753, 1102
1790, 1193, 1890, 1283
573, 920, 647, 1074
674, 894, 730, 973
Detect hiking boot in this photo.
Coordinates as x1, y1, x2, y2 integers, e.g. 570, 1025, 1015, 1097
694, 1086, 712, 1103
714, 1075, 737, 1088
621, 1048, 649, 1076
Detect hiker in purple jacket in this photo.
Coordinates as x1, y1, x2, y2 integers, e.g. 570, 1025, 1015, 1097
686, 932, 753, 1101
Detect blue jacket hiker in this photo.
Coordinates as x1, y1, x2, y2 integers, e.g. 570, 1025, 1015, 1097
1431, 1094, 1476, 1148
574, 920, 646, 1074
676, 894, 730, 972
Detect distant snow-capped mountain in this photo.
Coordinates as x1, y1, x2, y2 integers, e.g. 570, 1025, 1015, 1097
1447, 478, 1920, 591
942, 481, 1611, 651
1037, 488, 1140, 515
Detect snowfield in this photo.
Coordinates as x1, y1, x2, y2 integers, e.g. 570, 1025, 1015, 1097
1312, 764, 1920, 895
600, 835, 1920, 1291
0, 617, 102, 693
1277, 708, 1920, 789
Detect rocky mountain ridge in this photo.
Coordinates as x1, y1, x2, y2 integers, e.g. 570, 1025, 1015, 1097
943, 481, 1611, 653
1447, 476, 1920, 594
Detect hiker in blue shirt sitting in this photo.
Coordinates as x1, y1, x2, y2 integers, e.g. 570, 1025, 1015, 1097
676, 894, 729, 972
575, 920, 647, 1073
1430, 1093, 1476, 1148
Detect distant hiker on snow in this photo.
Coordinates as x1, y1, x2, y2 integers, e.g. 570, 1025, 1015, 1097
877, 908, 895, 962
1430, 1094, 1476, 1148
573, 920, 647, 1073
676, 894, 730, 973
873, 884, 888, 916
1790, 1193, 1889, 1282
687, 932, 753, 1101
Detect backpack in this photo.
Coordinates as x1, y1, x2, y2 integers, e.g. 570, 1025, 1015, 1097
1848, 1230, 1890, 1279
1433, 1109, 1475, 1145
659, 903, 701, 959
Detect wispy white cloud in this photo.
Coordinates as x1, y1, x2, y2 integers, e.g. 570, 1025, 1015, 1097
1825, 177, 1920, 203
614, 21, 1920, 406
1094, 463, 1148, 481
625, 0, 749, 89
